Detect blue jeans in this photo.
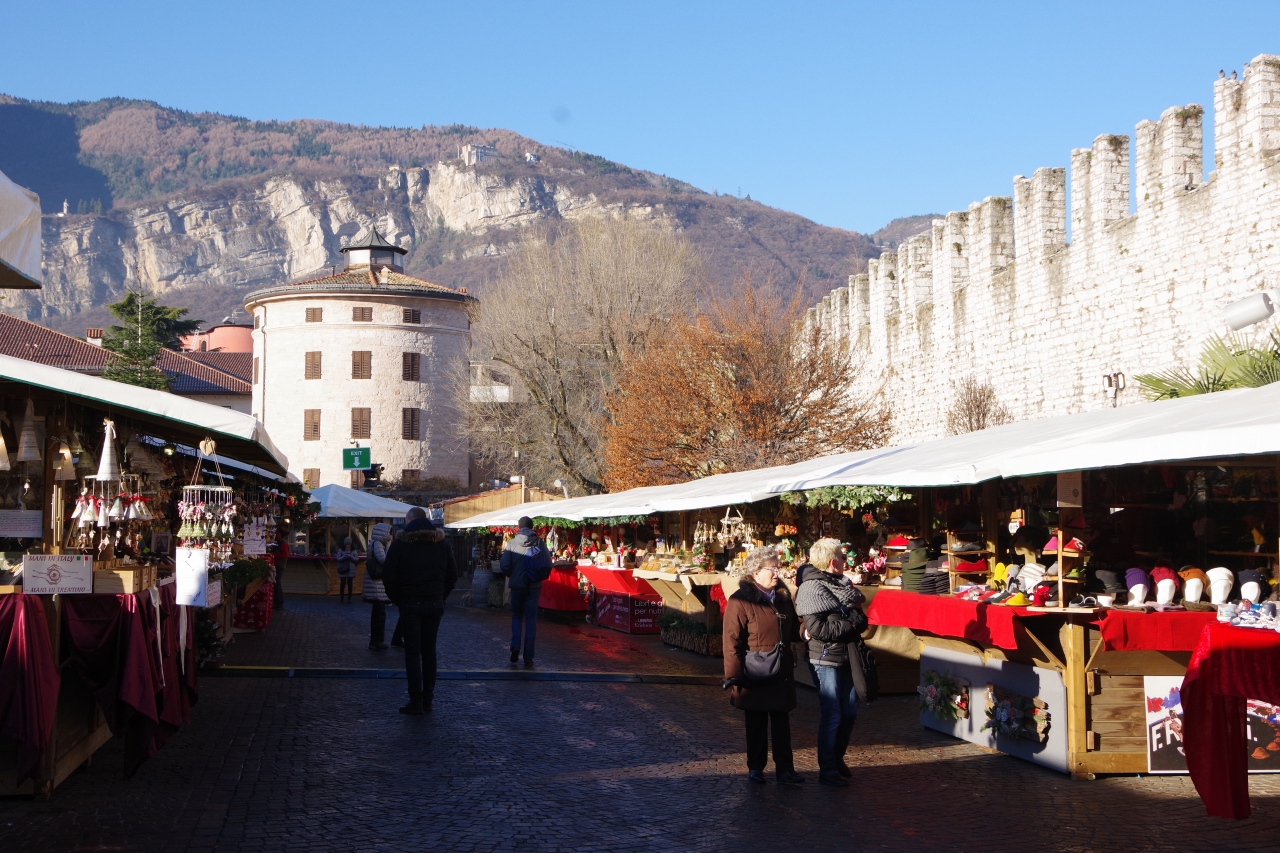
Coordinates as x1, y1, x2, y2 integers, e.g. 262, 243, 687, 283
510, 585, 542, 660
815, 663, 859, 777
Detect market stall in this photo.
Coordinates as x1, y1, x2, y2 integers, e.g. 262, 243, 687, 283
0, 355, 288, 795
284, 484, 416, 596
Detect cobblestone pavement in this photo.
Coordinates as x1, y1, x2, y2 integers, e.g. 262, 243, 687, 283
4, 595, 1280, 852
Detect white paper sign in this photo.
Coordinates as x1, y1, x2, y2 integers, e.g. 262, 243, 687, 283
23, 554, 93, 594
204, 578, 223, 608
0, 510, 43, 538
243, 517, 267, 556
176, 547, 210, 606
1057, 471, 1083, 508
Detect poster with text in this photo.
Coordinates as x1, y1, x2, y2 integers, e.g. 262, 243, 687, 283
0, 510, 44, 539
1144, 676, 1280, 774
22, 554, 93, 594
242, 518, 267, 556
176, 547, 210, 607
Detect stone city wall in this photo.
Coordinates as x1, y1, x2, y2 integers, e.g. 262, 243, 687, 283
808, 54, 1280, 442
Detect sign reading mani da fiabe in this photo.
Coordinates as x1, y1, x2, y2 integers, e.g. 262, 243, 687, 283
343, 447, 371, 470
22, 554, 93, 594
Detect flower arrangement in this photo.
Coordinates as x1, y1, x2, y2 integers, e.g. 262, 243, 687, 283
691, 541, 712, 571
918, 669, 970, 720
982, 683, 1051, 742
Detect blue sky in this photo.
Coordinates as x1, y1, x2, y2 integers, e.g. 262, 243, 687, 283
3, 1, 1279, 234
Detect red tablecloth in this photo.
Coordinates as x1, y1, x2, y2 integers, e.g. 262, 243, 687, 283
539, 566, 587, 612
577, 566, 655, 597
866, 590, 1034, 650
0, 595, 59, 782
1182, 623, 1280, 819
1095, 610, 1217, 651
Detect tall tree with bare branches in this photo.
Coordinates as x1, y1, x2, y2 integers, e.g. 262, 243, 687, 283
945, 376, 1012, 435
462, 217, 702, 494
602, 281, 892, 489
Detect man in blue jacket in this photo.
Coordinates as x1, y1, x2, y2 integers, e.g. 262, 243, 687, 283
499, 516, 552, 667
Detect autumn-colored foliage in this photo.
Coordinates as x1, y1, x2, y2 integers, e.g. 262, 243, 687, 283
603, 281, 892, 490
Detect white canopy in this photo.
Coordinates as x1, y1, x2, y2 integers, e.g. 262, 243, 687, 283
772, 380, 1280, 491
310, 484, 417, 519
0, 168, 41, 289
0, 353, 287, 473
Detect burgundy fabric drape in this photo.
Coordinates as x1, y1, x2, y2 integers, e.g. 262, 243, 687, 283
62, 592, 159, 779
0, 594, 60, 782
1182, 623, 1280, 819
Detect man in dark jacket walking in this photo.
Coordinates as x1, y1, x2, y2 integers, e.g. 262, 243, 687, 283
795, 538, 867, 786
382, 508, 458, 715
499, 516, 552, 667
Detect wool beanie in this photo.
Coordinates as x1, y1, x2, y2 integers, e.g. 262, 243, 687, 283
1125, 567, 1152, 592
1178, 566, 1208, 587
1094, 569, 1124, 592
1150, 566, 1180, 587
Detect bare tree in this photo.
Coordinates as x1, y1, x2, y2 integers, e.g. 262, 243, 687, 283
946, 376, 1012, 435
461, 217, 702, 494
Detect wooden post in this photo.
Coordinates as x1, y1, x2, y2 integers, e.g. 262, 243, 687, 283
1062, 619, 1091, 779
982, 480, 1000, 572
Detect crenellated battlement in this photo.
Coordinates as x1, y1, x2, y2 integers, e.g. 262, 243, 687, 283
811, 53, 1280, 442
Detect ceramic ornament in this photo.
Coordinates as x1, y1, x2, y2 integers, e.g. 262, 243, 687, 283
109, 494, 124, 520
96, 418, 120, 481
16, 399, 40, 463
97, 497, 110, 529
54, 442, 76, 481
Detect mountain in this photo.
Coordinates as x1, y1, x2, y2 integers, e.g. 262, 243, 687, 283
0, 95, 918, 334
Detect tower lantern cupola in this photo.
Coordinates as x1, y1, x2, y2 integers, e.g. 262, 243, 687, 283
340, 224, 408, 271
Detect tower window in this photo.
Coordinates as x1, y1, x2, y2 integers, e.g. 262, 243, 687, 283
253, 357, 260, 384
401, 408, 420, 440
352, 351, 372, 379
353, 306, 373, 322
305, 307, 323, 323
304, 409, 321, 440
305, 351, 322, 379
403, 308, 421, 324
351, 407, 371, 439
402, 352, 421, 381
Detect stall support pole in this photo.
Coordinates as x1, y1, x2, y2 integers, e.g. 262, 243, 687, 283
982, 481, 1000, 571
1062, 618, 1092, 780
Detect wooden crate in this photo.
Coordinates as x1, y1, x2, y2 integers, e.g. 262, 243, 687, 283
92, 565, 155, 594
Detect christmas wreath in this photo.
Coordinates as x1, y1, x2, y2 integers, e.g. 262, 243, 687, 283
982, 683, 1051, 742
918, 669, 970, 720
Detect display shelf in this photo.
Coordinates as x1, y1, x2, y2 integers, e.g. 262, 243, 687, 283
945, 528, 993, 593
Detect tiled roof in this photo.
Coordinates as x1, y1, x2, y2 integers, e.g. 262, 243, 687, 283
0, 313, 250, 397
0, 313, 111, 370
157, 350, 252, 395
183, 351, 254, 383
282, 266, 466, 295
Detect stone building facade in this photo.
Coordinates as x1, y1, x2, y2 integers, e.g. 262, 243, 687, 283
245, 227, 472, 488
808, 54, 1280, 443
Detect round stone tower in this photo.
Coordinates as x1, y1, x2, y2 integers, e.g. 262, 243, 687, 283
245, 226, 473, 489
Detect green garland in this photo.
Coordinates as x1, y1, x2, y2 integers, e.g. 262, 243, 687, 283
531, 517, 581, 529
780, 485, 911, 512
580, 515, 652, 526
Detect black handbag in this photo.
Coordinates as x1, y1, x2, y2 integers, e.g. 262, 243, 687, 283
743, 612, 787, 683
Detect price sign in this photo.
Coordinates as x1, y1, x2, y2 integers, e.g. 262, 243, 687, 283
343, 447, 371, 470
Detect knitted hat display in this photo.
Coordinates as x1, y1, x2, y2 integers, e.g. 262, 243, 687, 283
1179, 566, 1208, 586
1125, 567, 1152, 592
1206, 567, 1235, 595
1150, 566, 1181, 587
1238, 569, 1266, 588
1093, 569, 1124, 592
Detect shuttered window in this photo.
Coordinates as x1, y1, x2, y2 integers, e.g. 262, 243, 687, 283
302, 468, 320, 488
402, 352, 420, 381
305, 307, 323, 323
353, 306, 373, 322
252, 357, 259, 384
401, 408, 420, 440
254, 314, 261, 329
403, 308, 421, 324
350, 470, 366, 489
304, 409, 321, 440
401, 469, 420, 482
352, 351, 372, 379
351, 407, 371, 439
305, 351, 322, 379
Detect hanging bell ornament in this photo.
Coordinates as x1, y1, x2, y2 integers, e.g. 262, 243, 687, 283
55, 441, 76, 481
96, 418, 120, 481
16, 399, 40, 463
109, 495, 125, 520
97, 497, 110, 529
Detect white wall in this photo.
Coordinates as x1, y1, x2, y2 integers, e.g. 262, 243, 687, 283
809, 56, 1280, 443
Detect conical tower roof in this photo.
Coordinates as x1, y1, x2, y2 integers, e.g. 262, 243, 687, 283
340, 224, 407, 256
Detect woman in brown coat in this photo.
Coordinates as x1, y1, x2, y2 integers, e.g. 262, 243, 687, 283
723, 546, 805, 785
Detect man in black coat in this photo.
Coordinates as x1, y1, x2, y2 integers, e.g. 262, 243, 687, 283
382, 508, 458, 715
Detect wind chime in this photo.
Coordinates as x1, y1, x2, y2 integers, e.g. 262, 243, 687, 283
176, 438, 240, 564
